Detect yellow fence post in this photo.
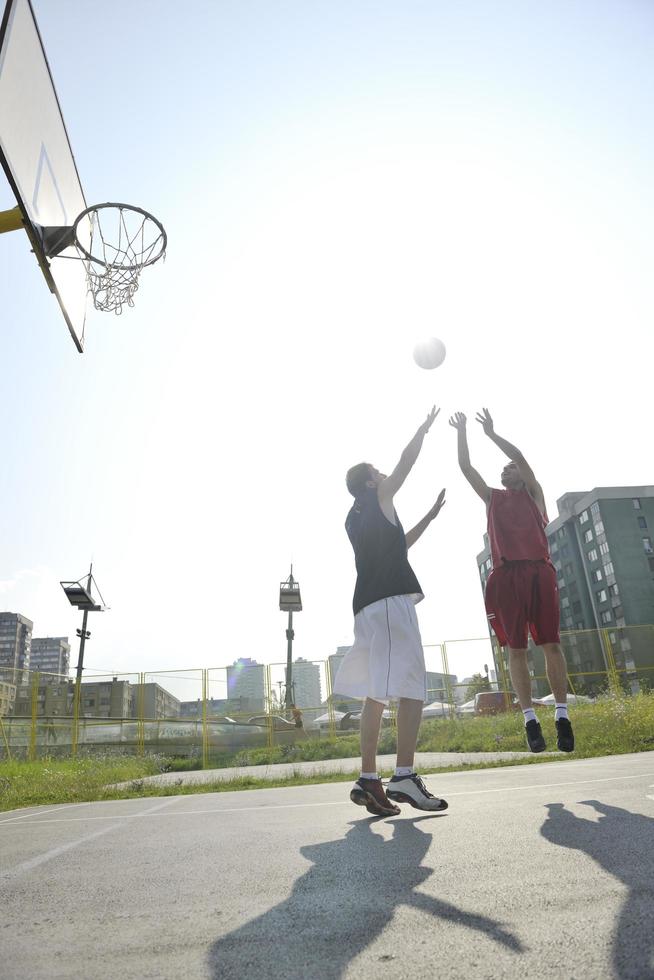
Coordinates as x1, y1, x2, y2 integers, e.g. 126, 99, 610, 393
440, 643, 456, 718
601, 629, 621, 694
29, 670, 39, 761
325, 659, 336, 739
0, 716, 10, 759
136, 673, 145, 756
265, 665, 274, 749
71, 676, 81, 759
202, 669, 209, 769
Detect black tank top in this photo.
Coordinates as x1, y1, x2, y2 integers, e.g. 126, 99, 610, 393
346, 487, 423, 615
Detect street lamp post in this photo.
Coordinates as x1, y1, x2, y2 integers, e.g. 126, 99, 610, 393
60, 564, 106, 719
279, 566, 302, 710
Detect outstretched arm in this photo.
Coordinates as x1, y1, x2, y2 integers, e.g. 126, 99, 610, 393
449, 413, 491, 503
476, 408, 545, 509
379, 407, 439, 503
405, 489, 446, 549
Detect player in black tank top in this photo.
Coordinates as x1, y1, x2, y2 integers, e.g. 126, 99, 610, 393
341, 408, 448, 814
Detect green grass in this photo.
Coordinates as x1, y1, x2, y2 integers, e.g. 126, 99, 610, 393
226, 692, 654, 765
2, 693, 653, 812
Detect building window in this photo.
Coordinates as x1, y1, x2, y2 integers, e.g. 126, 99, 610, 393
486, 558, 491, 570
579, 510, 589, 525
643, 538, 653, 555
613, 605, 624, 619
633, 498, 642, 509
609, 583, 620, 597
587, 549, 598, 562
561, 597, 570, 609
599, 542, 610, 556
561, 544, 570, 559
600, 610, 612, 625
558, 528, 566, 539
550, 540, 558, 553
593, 568, 603, 582
564, 562, 574, 577
596, 589, 607, 603
637, 516, 648, 529
649, 558, 654, 574
604, 561, 614, 575
591, 502, 601, 516
572, 600, 582, 615
594, 521, 604, 535
584, 529, 593, 543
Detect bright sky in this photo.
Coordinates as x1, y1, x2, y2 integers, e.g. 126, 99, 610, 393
1, 0, 653, 689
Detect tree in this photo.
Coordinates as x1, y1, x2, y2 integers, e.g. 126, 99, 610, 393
464, 672, 491, 701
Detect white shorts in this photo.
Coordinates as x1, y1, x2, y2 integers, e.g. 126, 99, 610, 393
334, 595, 427, 704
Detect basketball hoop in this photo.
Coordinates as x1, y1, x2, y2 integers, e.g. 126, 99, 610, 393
70, 203, 167, 314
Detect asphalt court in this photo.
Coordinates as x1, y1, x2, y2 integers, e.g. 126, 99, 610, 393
1, 753, 654, 979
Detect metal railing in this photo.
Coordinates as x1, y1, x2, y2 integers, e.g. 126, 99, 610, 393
1, 624, 652, 763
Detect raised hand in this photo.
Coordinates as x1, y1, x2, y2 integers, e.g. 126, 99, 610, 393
475, 407, 494, 435
428, 488, 447, 520
421, 405, 440, 435
448, 412, 467, 431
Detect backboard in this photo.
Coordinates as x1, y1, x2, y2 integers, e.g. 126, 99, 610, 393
0, 0, 90, 351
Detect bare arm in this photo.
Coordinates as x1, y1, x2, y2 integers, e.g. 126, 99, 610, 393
448, 413, 491, 503
378, 406, 439, 504
405, 489, 446, 549
476, 408, 545, 511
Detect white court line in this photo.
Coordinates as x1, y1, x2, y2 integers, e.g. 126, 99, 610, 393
0, 801, 95, 825
2, 771, 653, 826
0, 798, 179, 880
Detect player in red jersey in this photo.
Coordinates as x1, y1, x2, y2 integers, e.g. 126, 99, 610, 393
449, 409, 574, 753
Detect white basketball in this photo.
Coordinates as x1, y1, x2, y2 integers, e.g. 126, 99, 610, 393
413, 337, 446, 370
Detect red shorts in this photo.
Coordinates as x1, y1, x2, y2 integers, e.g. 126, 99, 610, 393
484, 560, 560, 649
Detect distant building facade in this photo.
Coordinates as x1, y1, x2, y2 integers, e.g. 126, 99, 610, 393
130, 683, 180, 719
425, 671, 459, 703
226, 658, 265, 712
0, 612, 32, 686
0, 680, 16, 717
30, 637, 71, 678
288, 658, 321, 708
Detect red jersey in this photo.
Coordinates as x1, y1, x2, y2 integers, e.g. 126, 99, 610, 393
487, 488, 550, 565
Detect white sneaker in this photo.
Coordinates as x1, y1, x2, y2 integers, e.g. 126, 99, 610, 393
386, 773, 448, 811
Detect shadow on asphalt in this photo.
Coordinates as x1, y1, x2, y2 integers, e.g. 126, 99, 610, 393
541, 800, 654, 980
208, 815, 523, 978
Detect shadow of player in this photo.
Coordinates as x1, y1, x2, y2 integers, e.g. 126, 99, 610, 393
208, 815, 523, 979
541, 800, 654, 980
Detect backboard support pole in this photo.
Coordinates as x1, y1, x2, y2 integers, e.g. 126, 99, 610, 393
0, 205, 23, 233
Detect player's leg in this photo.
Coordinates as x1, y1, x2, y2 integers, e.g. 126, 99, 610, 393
542, 643, 574, 751
395, 696, 422, 769
350, 696, 400, 816
386, 695, 448, 811
488, 564, 546, 752
507, 647, 546, 752
338, 606, 400, 815
533, 562, 574, 752
361, 696, 385, 773
374, 597, 446, 811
